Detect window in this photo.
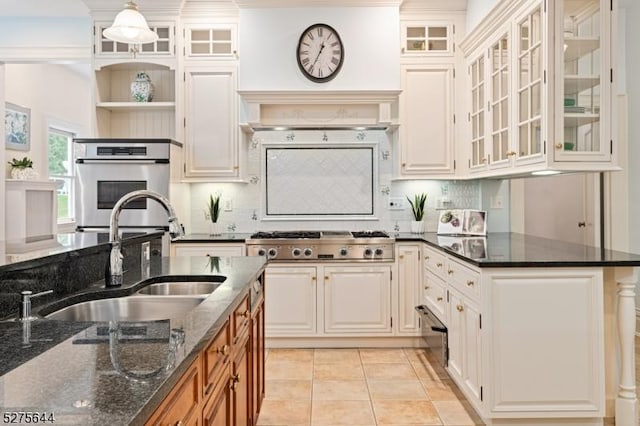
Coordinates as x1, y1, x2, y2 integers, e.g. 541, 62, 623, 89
48, 127, 78, 224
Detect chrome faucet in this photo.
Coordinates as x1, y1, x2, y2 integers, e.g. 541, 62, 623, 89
107, 190, 184, 287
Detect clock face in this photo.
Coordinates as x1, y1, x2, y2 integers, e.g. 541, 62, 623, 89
296, 24, 344, 83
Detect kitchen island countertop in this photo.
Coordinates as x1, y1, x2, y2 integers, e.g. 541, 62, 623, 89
0, 255, 266, 425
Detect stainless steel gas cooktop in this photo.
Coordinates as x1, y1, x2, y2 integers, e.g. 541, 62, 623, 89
246, 231, 395, 262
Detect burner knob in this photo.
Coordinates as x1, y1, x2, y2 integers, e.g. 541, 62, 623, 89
267, 248, 278, 258
375, 248, 384, 256
303, 248, 313, 257
292, 248, 302, 257
339, 247, 348, 256
364, 248, 373, 257
257, 248, 266, 257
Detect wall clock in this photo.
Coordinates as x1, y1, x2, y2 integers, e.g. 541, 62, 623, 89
296, 23, 344, 83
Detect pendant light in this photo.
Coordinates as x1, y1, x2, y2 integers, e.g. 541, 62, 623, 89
103, 1, 158, 44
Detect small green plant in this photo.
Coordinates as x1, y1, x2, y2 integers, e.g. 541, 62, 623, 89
407, 193, 428, 221
8, 157, 33, 169
207, 194, 221, 223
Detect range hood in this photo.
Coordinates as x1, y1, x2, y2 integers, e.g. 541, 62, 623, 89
238, 90, 400, 131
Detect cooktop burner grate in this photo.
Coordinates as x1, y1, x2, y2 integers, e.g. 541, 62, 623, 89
250, 231, 321, 239
351, 231, 390, 238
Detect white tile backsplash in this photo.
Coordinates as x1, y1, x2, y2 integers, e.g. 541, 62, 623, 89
188, 129, 480, 234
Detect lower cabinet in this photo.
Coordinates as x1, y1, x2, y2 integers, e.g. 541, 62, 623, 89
171, 243, 245, 257
264, 266, 317, 336
396, 243, 422, 335
146, 289, 265, 426
323, 266, 392, 334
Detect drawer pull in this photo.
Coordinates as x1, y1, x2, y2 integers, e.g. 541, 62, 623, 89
175, 421, 184, 426
456, 305, 464, 312
436, 262, 443, 267
448, 269, 454, 275
467, 280, 475, 287
437, 297, 443, 302
230, 373, 240, 391
216, 344, 230, 356
424, 255, 430, 260
424, 285, 430, 290
236, 310, 250, 319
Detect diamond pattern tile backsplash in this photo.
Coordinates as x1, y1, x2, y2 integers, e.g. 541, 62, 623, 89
187, 130, 482, 234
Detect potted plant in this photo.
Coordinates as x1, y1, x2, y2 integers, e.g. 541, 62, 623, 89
206, 194, 222, 236
407, 193, 427, 233
8, 157, 38, 180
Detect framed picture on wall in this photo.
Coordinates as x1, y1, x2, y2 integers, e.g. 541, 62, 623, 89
5, 102, 30, 151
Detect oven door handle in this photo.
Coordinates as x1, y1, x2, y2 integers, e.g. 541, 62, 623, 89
76, 159, 169, 164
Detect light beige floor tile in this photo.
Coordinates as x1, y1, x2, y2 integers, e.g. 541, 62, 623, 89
359, 348, 409, 364
314, 363, 365, 380
373, 400, 442, 425
314, 348, 362, 364
363, 363, 418, 380
266, 360, 313, 380
410, 358, 450, 381
432, 400, 484, 425
257, 400, 311, 425
311, 400, 375, 425
268, 348, 314, 362
421, 379, 466, 401
403, 348, 430, 363
313, 380, 369, 400
367, 379, 428, 400
265, 379, 312, 400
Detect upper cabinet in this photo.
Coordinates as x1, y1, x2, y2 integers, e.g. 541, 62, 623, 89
460, 0, 617, 178
401, 21, 454, 56
184, 24, 238, 59
93, 21, 176, 61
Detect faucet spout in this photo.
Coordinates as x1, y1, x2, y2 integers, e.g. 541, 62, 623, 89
107, 190, 184, 287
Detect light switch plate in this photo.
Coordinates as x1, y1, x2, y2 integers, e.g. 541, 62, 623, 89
224, 200, 233, 211
388, 197, 405, 210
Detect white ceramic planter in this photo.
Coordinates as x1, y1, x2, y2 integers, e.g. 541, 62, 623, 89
209, 222, 222, 236
10, 168, 39, 180
410, 220, 424, 234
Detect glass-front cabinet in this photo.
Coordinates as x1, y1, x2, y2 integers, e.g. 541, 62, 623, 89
554, 0, 610, 162
460, 0, 615, 177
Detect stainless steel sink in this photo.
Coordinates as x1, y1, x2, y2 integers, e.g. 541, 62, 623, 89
136, 281, 222, 296
45, 296, 206, 322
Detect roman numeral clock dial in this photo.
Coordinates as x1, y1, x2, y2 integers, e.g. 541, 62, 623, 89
296, 23, 344, 83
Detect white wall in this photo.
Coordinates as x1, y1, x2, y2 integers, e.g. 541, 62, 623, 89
465, 0, 498, 33
0, 17, 90, 47
238, 7, 400, 91
4, 64, 91, 179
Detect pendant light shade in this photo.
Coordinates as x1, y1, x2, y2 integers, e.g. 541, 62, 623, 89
103, 1, 158, 44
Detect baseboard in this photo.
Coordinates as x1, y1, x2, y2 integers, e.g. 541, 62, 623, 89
266, 336, 425, 348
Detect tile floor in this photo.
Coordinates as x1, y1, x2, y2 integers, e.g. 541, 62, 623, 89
257, 348, 484, 426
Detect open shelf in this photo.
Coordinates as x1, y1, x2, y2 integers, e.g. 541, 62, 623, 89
564, 37, 599, 62
564, 75, 600, 95
564, 113, 599, 127
96, 102, 175, 111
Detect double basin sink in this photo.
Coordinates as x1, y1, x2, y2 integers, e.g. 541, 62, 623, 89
44, 278, 226, 322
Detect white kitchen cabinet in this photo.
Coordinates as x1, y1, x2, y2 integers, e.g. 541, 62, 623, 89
93, 62, 176, 138
171, 243, 245, 257
400, 21, 454, 56
93, 21, 175, 60
398, 63, 455, 177
460, 0, 616, 178
323, 266, 392, 334
396, 243, 422, 335
483, 268, 604, 419
264, 266, 317, 336
422, 271, 447, 323
184, 24, 237, 59
183, 65, 240, 180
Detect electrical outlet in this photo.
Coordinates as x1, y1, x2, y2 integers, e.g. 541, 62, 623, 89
224, 200, 233, 211
388, 197, 404, 210
491, 196, 504, 209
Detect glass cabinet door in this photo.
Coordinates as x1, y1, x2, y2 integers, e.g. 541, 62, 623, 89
516, 7, 543, 160
557, 0, 607, 159
490, 34, 510, 165
470, 55, 486, 168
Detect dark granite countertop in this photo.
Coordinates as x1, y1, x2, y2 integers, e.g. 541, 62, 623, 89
394, 232, 640, 267
0, 255, 266, 425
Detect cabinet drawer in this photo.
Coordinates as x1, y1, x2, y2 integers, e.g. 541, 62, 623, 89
446, 258, 480, 301
424, 246, 447, 279
145, 359, 201, 426
423, 271, 447, 323
233, 295, 250, 344
203, 320, 231, 398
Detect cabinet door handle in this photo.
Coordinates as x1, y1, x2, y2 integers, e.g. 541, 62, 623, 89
456, 304, 464, 312
424, 255, 430, 260
216, 344, 230, 356
448, 269, 454, 275
555, 143, 564, 149
230, 373, 240, 391
506, 150, 517, 157
424, 286, 430, 290
467, 280, 475, 287
436, 262, 443, 267
325, 276, 329, 280
312, 276, 316, 281
175, 421, 184, 426
399, 254, 404, 259
236, 310, 250, 319
437, 297, 443, 302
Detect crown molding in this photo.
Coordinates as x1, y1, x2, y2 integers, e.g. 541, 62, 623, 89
0, 46, 91, 63
400, 0, 467, 13
234, 0, 402, 8
81, 0, 185, 15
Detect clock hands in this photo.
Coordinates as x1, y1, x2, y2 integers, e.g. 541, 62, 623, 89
311, 41, 326, 71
